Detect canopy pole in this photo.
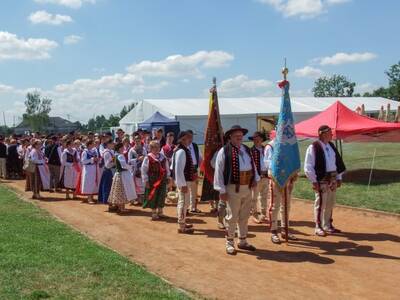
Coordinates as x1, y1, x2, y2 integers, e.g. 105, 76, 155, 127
339, 139, 343, 158
367, 148, 377, 191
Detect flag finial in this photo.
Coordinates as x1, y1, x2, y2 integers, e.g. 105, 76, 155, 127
282, 58, 289, 80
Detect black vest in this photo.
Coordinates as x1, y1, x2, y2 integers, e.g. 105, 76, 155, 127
223, 143, 254, 186
191, 143, 200, 170
312, 141, 346, 182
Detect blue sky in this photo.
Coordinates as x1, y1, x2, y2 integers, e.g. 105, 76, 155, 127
0, 0, 399, 125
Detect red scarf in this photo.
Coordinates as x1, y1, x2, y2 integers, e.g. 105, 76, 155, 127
147, 153, 166, 201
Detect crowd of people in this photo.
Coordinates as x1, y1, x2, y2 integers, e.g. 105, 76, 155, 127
0, 123, 345, 255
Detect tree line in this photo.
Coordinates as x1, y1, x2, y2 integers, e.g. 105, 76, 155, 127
313, 61, 400, 99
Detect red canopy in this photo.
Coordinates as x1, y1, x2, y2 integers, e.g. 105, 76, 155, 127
294, 101, 400, 142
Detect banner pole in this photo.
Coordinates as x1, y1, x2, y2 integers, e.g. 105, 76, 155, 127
284, 184, 289, 244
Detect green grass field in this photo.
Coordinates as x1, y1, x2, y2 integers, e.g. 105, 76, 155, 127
292, 141, 400, 214
0, 186, 190, 300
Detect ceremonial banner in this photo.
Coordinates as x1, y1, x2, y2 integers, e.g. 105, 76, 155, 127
270, 80, 301, 189
200, 82, 224, 201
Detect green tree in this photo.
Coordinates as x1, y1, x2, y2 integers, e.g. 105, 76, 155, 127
23, 91, 52, 132
363, 62, 400, 101
313, 75, 356, 97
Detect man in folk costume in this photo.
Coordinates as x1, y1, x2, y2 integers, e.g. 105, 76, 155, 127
214, 125, 260, 255
171, 131, 196, 234
186, 130, 203, 214
249, 131, 269, 224
304, 125, 346, 236
265, 138, 298, 243
44, 136, 62, 192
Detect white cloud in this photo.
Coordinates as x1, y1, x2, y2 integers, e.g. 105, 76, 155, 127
0, 84, 14, 93
0, 50, 233, 122
127, 50, 234, 78
326, 0, 350, 4
0, 31, 58, 61
354, 82, 378, 95
29, 10, 73, 25
257, 0, 350, 19
316, 52, 377, 65
34, 0, 96, 9
294, 66, 324, 78
219, 74, 273, 96
63, 35, 83, 45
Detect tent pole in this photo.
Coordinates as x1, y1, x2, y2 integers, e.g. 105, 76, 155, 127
340, 139, 343, 158
367, 148, 377, 191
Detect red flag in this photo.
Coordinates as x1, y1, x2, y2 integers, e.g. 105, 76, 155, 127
200, 82, 224, 200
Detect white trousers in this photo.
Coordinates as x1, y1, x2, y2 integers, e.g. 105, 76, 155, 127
314, 183, 336, 230
177, 183, 193, 227
225, 184, 252, 241
188, 180, 198, 210
268, 181, 294, 231
251, 177, 269, 216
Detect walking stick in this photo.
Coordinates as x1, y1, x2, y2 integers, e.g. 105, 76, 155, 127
284, 184, 289, 244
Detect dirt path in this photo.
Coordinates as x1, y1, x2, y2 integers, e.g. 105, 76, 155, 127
4, 180, 400, 300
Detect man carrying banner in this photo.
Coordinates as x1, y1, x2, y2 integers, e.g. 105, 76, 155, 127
200, 79, 226, 229
250, 131, 269, 224
265, 138, 298, 243
304, 125, 346, 236
214, 125, 259, 255
269, 65, 301, 244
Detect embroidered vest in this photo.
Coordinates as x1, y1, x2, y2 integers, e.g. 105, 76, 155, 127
312, 141, 346, 182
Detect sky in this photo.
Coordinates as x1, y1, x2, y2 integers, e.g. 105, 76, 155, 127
0, 0, 399, 125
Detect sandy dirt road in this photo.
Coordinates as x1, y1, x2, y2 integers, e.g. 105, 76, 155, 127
4, 180, 400, 300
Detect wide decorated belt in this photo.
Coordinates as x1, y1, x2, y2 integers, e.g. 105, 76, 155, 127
239, 170, 252, 185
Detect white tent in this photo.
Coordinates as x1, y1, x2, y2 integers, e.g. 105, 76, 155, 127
119, 97, 399, 144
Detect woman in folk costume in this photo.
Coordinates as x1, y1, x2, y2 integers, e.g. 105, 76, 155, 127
98, 140, 116, 204
108, 143, 137, 213
77, 140, 100, 204
94, 137, 104, 180
128, 134, 147, 205
73, 139, 83, 165
60, 140, 80, 200
141, 141, 170, 220
28, 139, 50, 199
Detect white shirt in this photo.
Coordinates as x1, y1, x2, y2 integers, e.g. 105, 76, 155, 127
81, 149, 97, 165
189, 143, 202, 166
117, 154, 130, 171
214, 144, 260, 194
255, 145, 267, 172
141, 153, 170, 183
304, 141, 343, 183
61, 149, 78, 167
103, 150, 115, 169
172, 148, 189, 188
30, 148, 45, 164
263, 141, 275, 171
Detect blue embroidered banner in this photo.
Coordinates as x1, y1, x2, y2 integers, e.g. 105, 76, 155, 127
270, 80, 301, 188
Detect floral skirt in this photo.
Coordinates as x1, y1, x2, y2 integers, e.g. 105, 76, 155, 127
108, 173, 129, 205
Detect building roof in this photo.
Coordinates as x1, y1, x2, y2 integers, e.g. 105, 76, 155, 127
15, 116, 78, 129
119, 97, 399, 125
